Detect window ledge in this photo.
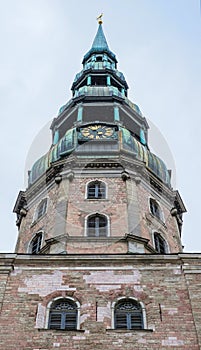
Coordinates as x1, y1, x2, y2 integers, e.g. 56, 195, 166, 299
106, 328, 153, 333
84, 199, 109, 202
38, 328, 85, 333
148, 213, 166, 228
30, 214, 46, 228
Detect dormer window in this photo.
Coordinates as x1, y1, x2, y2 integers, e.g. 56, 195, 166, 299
149, 198, 163, 221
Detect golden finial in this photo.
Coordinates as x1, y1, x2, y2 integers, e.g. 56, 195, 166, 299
97, 13, 103, 24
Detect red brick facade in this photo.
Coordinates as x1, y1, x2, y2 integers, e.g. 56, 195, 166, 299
0, 254, 201, 349
15, 168, 182, 255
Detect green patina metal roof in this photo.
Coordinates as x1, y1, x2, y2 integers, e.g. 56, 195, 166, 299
91, 23, 110, 51
28, 24, 170, 188
83, 24, 117, 63
28, 126, 171, 187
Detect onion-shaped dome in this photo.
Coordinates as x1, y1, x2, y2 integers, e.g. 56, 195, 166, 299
120, 127, 170, 185
28, 152, 49, 185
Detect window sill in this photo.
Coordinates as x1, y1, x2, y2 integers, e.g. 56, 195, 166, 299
106, 328, 153, 333
147, 213, 166, 228
30, 214, 46, 228
38, 328, 85, 333
84, 199, 109, 201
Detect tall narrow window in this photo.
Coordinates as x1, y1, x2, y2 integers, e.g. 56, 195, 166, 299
115, 299, 144, 330
154, 233, 167, 253
87, 214, 108, 237
87, 181, 106, 199
36, 198, 47, 220
150, 198, 163, 221
49, 299, 77, 330
30, 233, 42, 254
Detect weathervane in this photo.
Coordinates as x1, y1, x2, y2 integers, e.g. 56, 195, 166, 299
97, 13, 103, 24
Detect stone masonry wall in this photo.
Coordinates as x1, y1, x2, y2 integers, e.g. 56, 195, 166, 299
0, 254, 200, 350
136, 181, 182, 253
15, 173, 182, 255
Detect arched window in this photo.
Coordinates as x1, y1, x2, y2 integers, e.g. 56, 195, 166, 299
30, 232, 42, 254
34, 198, 47, 221
149, 198, 163, 221
87, 181, 106, 199
35, 198, 47, 221
154, 233, 167, 253
87, 214, 108, 237
114, 299, 144, 330
48, 299, 77, 330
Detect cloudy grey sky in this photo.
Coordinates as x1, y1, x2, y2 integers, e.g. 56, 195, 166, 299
0, 0, 200, 252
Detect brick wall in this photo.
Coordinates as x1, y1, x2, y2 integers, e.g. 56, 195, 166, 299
0, 254, 200, 350
15, 172, 182, 255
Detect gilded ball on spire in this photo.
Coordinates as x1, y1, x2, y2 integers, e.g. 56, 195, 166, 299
97, 13, 103, 24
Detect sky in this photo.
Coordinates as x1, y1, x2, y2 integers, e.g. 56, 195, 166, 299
0, 0, 200, 252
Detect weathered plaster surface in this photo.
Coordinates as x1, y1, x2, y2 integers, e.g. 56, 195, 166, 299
18, 270, 75, 296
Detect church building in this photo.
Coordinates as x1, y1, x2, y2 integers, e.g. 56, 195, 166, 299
0, 18, 201, 349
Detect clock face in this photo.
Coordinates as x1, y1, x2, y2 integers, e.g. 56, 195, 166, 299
80, 125, 116, 140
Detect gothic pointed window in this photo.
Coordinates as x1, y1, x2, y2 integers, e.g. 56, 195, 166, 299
154, 233, 167, 254
87, 181, 106, 199
87, 214, 108, 237
48, 299, 77, 330
30, 232, 42, 254
115, 299, 144, 330
149, 198, 163, 221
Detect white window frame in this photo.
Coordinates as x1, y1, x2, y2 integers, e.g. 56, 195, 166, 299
111, 297, 147, 330
85, 180, 107, 200
33, 197, 48, 223
28, 231, 44, 254
149, 197, 165, 223
45, 296, 80, 330
152, 231, 169, 253
84, 212, 110, 237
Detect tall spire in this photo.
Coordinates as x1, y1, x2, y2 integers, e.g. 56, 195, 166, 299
91, 23, 110, 52
82, 19, 117, 64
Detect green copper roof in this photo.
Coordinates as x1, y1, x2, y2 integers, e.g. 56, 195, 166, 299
83, 24, 117, 63
91, 24, 110, 51
28, 125, 171, 187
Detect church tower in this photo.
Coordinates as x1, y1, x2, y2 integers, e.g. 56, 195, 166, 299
1, 20, 201, 349
14, 20, 185, 257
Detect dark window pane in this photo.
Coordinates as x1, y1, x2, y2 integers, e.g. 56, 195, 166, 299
31, 233, 42, 254
115, 300, 143, 330
87, 214, 108, 237
49, 313, 62, 329
115, 313, 127, 329
49, 300, 77, 330
37, 199, 47, 219
87, 182, 106, 199
150, 199, 161, 220
154, 233, 166, 253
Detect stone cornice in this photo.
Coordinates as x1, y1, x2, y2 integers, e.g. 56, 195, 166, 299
0, 253, 201, 269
